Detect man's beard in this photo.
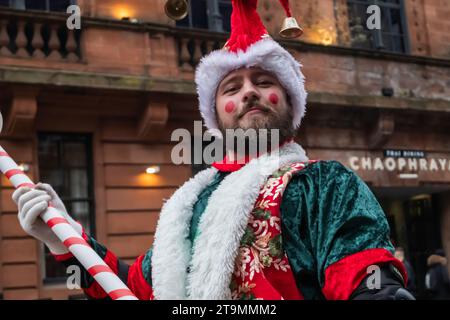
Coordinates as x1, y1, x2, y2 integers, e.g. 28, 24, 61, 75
217, 97, 296, 158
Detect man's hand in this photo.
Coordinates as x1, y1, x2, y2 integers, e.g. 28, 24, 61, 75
12, 183, 83, 255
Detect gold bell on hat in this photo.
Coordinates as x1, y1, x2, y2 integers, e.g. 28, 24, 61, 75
280, 17, 303, 39
165, 0, 189, 21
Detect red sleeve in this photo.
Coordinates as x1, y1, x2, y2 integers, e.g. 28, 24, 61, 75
52, 251, 75, 262
52, 229, 153, 300
82, 241, 155, 300
127, 254, 154, 300
52, 231, 121, 299
83, 249, 119, 299
322, 248, 408, 300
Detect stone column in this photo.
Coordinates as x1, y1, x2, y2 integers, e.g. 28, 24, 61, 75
207, 0, 223, 32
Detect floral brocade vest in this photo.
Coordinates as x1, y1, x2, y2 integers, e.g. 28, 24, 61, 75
230, 161, 314, 300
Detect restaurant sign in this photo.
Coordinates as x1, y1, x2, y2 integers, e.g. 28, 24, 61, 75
349, 154, 450, 172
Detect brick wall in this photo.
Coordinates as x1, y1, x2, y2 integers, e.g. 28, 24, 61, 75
75, 0, 450, 59
421, 0, 450, 58
99, 118, 192, 265
0, 140, 40, 299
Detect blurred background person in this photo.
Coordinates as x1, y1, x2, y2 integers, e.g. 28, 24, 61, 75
425, 249, 450, 300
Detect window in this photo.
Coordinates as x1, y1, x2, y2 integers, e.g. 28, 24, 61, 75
347, 0, 409, 53
176, 0, 232, 32
38, 133, 95, 281
0, 0, 76, 12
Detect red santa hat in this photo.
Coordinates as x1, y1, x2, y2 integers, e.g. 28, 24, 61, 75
195, 0, 307, 132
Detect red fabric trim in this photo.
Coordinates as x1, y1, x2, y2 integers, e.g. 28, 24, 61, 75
212, 161, 247, 172
322, 248, 408, 300
212, 153, 251, 172
264, 266, 304, 300
212, 138, 295, 172
51, 251, 74, 262
127, 254, 153, 300
83, 282, 108, 299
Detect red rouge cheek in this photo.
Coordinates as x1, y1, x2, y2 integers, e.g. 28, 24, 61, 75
269, 93, 279, 105
225, 101, 236, 114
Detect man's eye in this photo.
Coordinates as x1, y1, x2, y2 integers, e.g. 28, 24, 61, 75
257, 80, 272, 86
224, 87, 238, 94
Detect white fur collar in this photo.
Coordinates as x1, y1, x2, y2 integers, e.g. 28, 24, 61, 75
151, 142, 309, 300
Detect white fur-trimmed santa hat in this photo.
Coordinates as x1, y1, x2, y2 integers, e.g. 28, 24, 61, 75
195, 0, 307, 132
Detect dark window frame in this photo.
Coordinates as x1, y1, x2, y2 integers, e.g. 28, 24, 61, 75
347, 0, 410, 54
37, 132, 96, 283
176, 0, 232, 33
0, 0, 77, 12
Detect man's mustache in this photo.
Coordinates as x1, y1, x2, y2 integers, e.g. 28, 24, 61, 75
237, 101, 272, 119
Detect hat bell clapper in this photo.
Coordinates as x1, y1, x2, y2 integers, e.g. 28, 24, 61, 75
165, 0, 189, 21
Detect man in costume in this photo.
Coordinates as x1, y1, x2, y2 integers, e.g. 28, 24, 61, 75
12, 0, 414, 300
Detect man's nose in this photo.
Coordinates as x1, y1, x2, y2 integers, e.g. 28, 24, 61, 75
242, 80, 260, 103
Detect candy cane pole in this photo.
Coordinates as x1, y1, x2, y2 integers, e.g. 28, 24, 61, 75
0, 145, 138, 300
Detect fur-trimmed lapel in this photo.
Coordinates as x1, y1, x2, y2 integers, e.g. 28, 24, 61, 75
152, 142, 308, 300
151, 167, 218, 300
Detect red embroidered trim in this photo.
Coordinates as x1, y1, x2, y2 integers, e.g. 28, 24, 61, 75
231, 162, 308, 300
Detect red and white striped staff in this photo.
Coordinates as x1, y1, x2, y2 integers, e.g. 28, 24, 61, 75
0, 144, 138, 300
